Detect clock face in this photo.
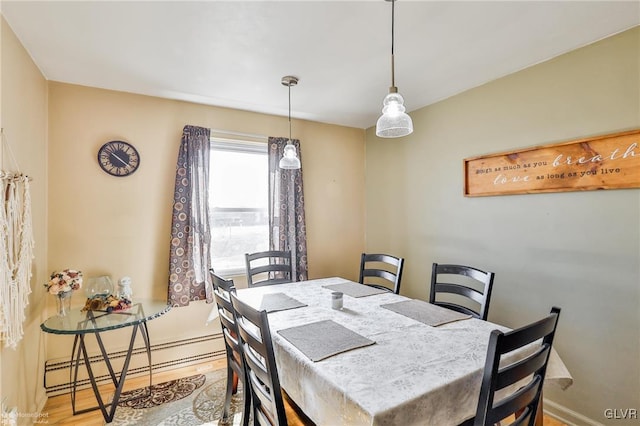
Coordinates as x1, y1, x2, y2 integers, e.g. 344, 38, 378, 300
97, 140, 140, 177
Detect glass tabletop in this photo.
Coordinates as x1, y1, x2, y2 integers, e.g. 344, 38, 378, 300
40, 300, 172, 335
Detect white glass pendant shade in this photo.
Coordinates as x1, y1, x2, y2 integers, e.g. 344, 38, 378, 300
279, 143, 301, 169
279, 75, 301, 170
376, 91, 413, 138
376, 0, 414, 138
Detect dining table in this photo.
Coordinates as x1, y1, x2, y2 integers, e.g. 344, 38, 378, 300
236, 277, 572, 426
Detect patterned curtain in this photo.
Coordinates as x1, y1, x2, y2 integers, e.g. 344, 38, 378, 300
168, 125, 212, 306
268, 137, 308, 281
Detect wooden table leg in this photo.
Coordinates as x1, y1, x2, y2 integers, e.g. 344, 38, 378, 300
535, 390, 544, 426
232, 371, 239, 393
535, 391, 544, 426
515, 390, 544, 425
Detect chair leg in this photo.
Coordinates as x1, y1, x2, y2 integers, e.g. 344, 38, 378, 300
241, 372, 251, 426
222, 365, 234, 423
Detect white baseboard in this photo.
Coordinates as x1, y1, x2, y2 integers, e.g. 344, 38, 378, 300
544, 398, 604, 426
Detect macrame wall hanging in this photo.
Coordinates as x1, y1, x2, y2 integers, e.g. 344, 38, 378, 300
0, 128, 34, 349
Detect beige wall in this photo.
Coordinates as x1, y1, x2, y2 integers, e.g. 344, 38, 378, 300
0, 15, 49, 417
46, 82, 365, 359
2, 13, 365, 412
365, 27, 640, 424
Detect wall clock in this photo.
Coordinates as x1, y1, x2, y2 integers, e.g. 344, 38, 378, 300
97, 140, 140, 177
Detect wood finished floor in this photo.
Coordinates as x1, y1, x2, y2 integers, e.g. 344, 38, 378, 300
41, 360, 567, 425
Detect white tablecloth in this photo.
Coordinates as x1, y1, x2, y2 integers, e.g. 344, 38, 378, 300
237, 277, 572, 426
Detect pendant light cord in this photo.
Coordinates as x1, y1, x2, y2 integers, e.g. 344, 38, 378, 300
390, 0, 396, 90
288, 83, 292, 142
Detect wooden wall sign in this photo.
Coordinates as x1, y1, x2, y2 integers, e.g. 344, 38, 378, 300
464, 129, 640, 197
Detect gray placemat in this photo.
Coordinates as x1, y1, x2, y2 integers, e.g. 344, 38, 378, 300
322, 282, 388, 298
381, 299, 472, 326
259, 293, 307, 313
277, 320, 375, 361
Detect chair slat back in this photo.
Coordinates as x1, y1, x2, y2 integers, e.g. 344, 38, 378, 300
473, 307, 561, 426
358, 253, 405, 294
231, 293, 288, 426
430, 263, 495, 320
210, 270, 251, 426
434, 283, 486, 304
211, 272, 244, 376
246, 250, 294, 287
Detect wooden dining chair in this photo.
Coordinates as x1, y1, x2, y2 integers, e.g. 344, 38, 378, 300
211, 271, 251, 426
230, 292, 288, 426
460, 307, 562, 426
429, 263, 495, 320
245, 250, 294, 287
358, 253, 405, 294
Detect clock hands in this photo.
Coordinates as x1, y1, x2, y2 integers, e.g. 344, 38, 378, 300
111, 152, 129, 167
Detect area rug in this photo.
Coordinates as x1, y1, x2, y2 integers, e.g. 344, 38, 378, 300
111, 368, 244, 425
118, 374, 207, 409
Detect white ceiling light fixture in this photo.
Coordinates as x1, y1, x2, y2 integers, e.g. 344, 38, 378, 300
376, 0, 413, 138
279, 75, 301, 170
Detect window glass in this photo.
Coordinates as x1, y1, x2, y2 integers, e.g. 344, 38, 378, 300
209, 140, 268, 274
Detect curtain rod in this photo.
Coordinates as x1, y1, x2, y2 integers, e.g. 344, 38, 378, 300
209, 128, 268, 141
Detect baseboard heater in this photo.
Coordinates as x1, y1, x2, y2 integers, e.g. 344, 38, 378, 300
44, 333, 225, 396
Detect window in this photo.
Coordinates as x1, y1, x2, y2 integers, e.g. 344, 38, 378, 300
209, 138, 269, 275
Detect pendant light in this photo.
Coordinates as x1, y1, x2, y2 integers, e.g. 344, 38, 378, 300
376, 0, 413, 138
279, 75, 301, 170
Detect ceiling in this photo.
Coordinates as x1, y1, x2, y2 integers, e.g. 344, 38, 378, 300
2, 1, 638, 130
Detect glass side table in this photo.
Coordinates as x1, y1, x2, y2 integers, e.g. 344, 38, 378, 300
41, 300, 171, 423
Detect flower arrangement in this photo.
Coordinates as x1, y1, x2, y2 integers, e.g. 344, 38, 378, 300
44, 269, 83, 295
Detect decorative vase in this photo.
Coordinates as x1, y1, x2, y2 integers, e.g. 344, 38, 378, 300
56, 291, 73, 317
85, 276, 114, 299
